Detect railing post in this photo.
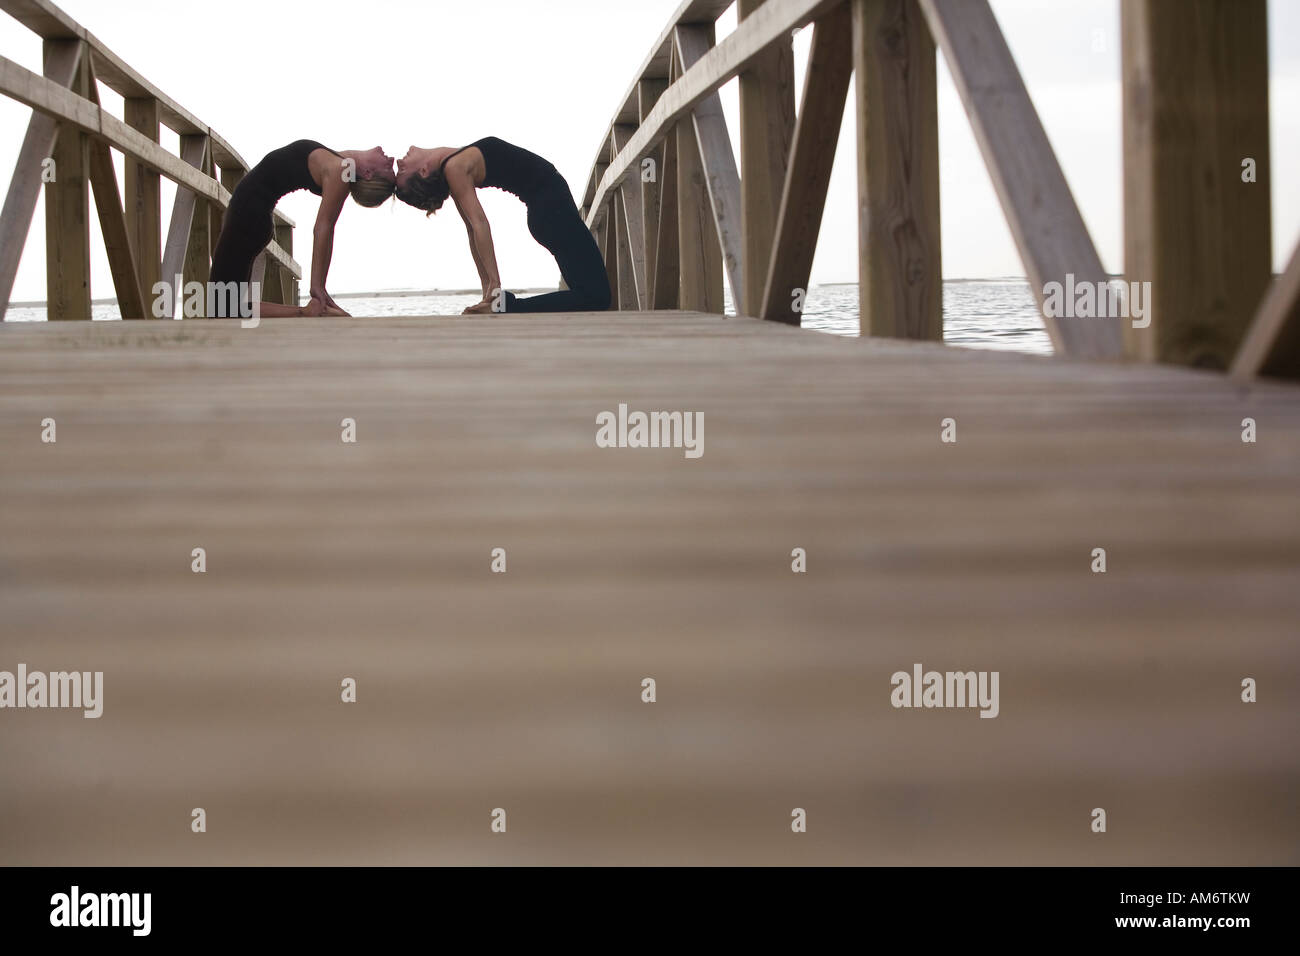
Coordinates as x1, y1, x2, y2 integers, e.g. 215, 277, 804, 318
0, 39, 83, 320
181, 139, 213, 313
43, 39, 91, 320
275, 220, 297, 307
1122, 0, 1272, 368
738, 0, 795, 317
638, 79, 669, 308
673, 37, 724, 314
124, 97, 161, 305
853, 0, 942, 340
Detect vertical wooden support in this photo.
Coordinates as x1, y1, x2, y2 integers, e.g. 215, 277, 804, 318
673, 36, 725, 314
854, 0, 942, 340
602, 212, 620, 309
761, 3, 854, 324
124, 97, 161, 303
613, 189, 638, 310
160, 133, 208, 316
1122, 0, 1272, 368
44, 40, 92, 320
738, 0, 796, 317
84, 62, 147, 320
638, 79, 668, 307
275, 220, 297, 307
183, 146, 214, 300
0, 39, 83, 319
654, 60, 682, 310
612, 124, 648, 307
677, 25, 743, 311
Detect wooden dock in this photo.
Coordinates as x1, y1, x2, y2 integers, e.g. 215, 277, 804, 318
1, 314, 1297, 865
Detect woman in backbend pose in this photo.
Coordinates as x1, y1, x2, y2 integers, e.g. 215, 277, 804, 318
209, 141, 396, 318
395, 137, 611, 314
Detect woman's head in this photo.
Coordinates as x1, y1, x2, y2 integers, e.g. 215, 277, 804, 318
395, 146, 450, 215
349, 146, 397, 207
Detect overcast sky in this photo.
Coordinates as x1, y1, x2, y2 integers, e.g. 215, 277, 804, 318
0, 0, 1297, 301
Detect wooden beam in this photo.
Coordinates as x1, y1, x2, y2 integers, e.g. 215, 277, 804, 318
160, 133, 208, 313
673, 43, 725, 313
738, 0, 796, 316
638, 79, 669, 307
275, 220, 298, 308
653, 121, 681, 310
84, 60, 146, 320
182, 142, 214, 301
918, 0, 1123, 358
44, 40, 90, 320
854, 0, 941, 340
760, 2, 853, 324
602, 207, 619, 309
676, 25, 744, 311
0, 38, 81, 319
587, 0, 839, 231
123, 97, 161, 300
613, 190, 638, 310
1230, 237, 1300, 380
1122, 0, 1272, 369
612, 125, 649, 308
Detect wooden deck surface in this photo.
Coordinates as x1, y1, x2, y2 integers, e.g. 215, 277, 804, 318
1, 312, 1297, 865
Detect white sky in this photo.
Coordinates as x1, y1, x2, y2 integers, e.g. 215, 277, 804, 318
0, 0, 1297, 301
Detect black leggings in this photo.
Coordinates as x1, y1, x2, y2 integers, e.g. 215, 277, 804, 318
506, 182, 611, 313
208, 202, 274, 318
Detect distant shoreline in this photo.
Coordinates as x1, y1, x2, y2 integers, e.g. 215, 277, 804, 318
8, 279, 1043, 309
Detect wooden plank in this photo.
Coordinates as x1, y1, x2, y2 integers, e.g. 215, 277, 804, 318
43, 40, 90, 320
738, 0, 796, 316
84, 62, 146, 320
586, 0, 839, 231
1, 314, 1298, 866
854, 0, 942, 340
1230, 237, 1300, 380
917, 0, 1124, 358
673, 43, 724, 314
0, 54, 300, 279
638, 79, 669, 305
159, 133, 208, 313
1122, 0, 1272, 369
676, 25, 744, 311
612, 125, 648, 308
760, 2, 853, 324
0, 38, 81, 319
123, 97, 161, 300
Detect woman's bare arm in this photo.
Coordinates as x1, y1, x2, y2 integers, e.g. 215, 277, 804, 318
305, 158, 351, 316
447, 167, 503, 313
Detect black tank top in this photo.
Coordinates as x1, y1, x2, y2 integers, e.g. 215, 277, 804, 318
232, 140, 338, 211
441, 137, 560, 204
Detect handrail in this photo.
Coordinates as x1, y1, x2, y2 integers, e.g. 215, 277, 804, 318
0, 0, 302, 319
580, 0, 1128, 361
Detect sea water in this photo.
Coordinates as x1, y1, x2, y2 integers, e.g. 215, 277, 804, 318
4, 280, 1052, 355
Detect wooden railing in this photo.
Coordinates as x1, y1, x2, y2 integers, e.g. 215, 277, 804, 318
0, 0, 302, 320
583, 0, 1299, 379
